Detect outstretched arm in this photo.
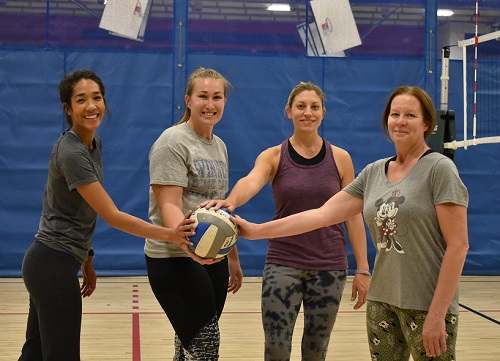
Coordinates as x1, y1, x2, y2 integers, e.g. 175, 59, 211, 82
200, 146, 279, 212
76, 182, 195, 247
232, 190, 364, 240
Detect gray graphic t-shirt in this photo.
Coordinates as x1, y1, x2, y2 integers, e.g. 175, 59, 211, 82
344, 152, 468, 314
145, 123, 228, 258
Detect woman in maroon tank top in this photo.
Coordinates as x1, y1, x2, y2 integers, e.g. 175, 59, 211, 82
201, 82, 369, 361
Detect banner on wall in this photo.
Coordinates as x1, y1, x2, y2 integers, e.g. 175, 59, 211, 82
298, 0, 361, 56
99, 0, 152, 41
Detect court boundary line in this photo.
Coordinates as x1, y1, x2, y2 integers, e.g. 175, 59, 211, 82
459, 302, 500, 326
132, 284, 141, 361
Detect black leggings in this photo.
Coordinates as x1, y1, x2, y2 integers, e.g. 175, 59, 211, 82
19, 241, 82, 361
145, 256, 229, 348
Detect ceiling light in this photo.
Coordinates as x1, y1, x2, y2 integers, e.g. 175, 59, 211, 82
267, 4, 291, 12
437, 9, 454, 17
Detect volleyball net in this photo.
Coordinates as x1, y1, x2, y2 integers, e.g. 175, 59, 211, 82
443, 29, 500, 151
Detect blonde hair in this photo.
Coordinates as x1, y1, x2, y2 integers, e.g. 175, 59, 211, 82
176, 67, 233, 125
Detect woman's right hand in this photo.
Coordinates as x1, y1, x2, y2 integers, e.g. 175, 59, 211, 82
166, 210, 196, 248
230, 214, 260, 240
198, 199, 235, 213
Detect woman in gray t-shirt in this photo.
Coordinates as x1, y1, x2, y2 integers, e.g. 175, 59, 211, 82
232, 86, 469, 361
145, 67, 243, 360
20, 69, 195, 361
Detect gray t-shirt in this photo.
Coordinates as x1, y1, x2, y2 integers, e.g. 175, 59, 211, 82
344, 152, 468, 314
145, 123, 229, 258
35, 131, 103, 264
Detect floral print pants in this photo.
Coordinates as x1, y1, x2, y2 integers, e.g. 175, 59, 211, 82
366, 300, 459, 361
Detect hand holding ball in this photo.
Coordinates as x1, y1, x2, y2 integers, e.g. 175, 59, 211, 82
188, 207, 238, 258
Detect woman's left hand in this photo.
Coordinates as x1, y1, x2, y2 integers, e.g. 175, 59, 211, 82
81, 259, 97, 298
180, 243, 225, 265
227, 258, 243, 294
198, 199, 235, 213
351, 273, 369, 309
422, 313, 447, 357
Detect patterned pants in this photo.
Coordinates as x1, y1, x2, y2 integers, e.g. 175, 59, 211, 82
261, 263, 347, 361
146, 256, 228, 361
174, 315, 220, 361
366, 300, 459, 361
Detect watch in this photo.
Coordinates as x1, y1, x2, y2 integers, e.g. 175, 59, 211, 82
88, 248, 95, 258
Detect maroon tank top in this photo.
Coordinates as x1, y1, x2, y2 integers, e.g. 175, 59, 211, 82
266, 139, 348, 270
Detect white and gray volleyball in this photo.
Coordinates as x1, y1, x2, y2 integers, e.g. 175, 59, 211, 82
188, 207, 238, 258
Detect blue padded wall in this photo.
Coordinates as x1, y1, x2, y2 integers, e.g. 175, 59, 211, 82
1, 49, 499, 277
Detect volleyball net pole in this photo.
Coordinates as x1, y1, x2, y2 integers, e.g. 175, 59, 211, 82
444, 0, 500, 151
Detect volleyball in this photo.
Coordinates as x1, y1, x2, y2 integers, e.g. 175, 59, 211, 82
188, 207, 238, 258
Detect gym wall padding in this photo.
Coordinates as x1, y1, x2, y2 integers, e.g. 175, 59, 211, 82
2, 49, 500, 277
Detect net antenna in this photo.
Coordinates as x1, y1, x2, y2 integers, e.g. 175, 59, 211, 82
426, 45, 457, 160
444, 0, 500, 150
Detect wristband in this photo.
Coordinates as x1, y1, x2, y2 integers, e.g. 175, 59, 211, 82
88, 248, 95, 258
355, 269, 371, 276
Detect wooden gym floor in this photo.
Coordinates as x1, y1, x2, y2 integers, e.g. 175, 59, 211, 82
1, 276, 499, 360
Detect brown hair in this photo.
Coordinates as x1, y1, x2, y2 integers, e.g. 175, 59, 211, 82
176, 67, 232, 125
381, 86, 436, 139
285, 81, 325, 117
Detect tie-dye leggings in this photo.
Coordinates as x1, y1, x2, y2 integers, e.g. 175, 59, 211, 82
261, 263, 347, 361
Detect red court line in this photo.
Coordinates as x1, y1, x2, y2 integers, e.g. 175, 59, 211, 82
2, 309, 500, 316
133, 313, 141, 361
132, 284, 141, 361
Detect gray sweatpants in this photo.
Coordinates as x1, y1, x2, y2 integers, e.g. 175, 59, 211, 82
261, 263, 347, 361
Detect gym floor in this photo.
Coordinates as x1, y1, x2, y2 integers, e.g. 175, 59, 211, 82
1, 276, 499, 360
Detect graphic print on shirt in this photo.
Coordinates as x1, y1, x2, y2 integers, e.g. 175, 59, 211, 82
374, 190, 405, 254
190, 159, 228, 198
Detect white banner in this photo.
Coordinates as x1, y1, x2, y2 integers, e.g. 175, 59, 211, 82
99, 0, 152, 41
310, 0, 361, 55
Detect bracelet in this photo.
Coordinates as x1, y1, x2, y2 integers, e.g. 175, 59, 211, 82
355, 269, 371, 276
